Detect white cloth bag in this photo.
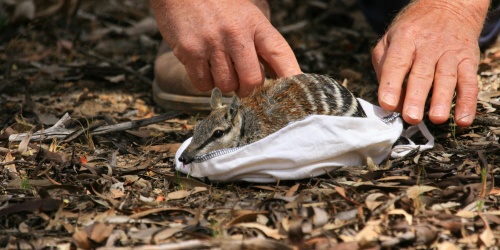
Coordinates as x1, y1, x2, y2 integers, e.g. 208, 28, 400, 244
175, 99, 434, 183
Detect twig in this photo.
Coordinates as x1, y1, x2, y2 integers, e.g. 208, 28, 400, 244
9, 113, 72, 142
9, 111, 182, 142
90, 111, 182, 135
277, 20, 309, 34
63, 120, 106, 142
0, 160, 37, 166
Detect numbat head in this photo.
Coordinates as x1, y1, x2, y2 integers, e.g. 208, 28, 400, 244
178, 73, 366, 164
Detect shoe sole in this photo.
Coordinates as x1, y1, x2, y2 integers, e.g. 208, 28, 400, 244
152, 79, 233, 112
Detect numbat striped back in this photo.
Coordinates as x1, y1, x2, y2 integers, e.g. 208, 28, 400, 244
179, 73, 366, 164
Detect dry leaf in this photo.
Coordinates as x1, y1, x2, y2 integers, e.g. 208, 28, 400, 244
89, 222, 114, 243
192, 186, 208, 194
233, 222, 284, 240
73, 230, 91, 250
167, 190, 190, 200
18, 124, 41, 153
479, 227, 495, 247
435, 241, 461, 250
312, 207, 328, 227
430, 201, 461, 211
413, 154, 421, 164
413, 225, 437, 245
226, 211, 269, 227
109, 187, 125, 199
488, 187, 500, 195
333, 208, 359, 221
388, 209, 413, 225
4, 151, 17, 173
455, 210, 475, 219
104, 74, 126, 83
365, 193, 385, 211
253, 185, 277, 191
153, 227, 185, 244
376, 176, 410, 181
479, 215, 496, 247
286, 183, 301, 197
354, 219, 382, 242
406, 185, 439, 200
366, 156, 379, 171
165, 187, 207, 201
334, 186, 361, 205
142, 143, 182, 154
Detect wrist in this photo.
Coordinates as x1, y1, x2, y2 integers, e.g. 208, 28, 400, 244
402, 0, 490, 35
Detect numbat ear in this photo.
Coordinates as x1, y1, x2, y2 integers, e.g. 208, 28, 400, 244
210, 87, 223, 109
228, 96, 239, 122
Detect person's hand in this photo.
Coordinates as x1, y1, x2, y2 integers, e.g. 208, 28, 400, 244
372, 0, 489, 126
150, 0, 302, 97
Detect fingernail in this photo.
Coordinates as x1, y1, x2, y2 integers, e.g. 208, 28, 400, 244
458, 113, 471, 123
430, 105, 447, 117
404, 105, 421, 120
382, 93, 397, 107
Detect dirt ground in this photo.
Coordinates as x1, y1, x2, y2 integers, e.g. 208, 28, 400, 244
1, 1, 500, 249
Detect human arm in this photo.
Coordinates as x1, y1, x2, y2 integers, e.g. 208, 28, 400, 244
150, 0, 302, 96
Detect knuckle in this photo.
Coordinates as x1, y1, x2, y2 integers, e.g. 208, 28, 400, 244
240, 72, 264, 88
383, 53, 412, 71
435, 68, 457, 79
396, 25, 421, 41
194, 80, 214, 92
459, 58, 479, 74
236, 75, 264, 96
406, 87, 429, 101
432, 89, 453, 101
173, 45, 203, 63
409, 69, 434, 82
458, 75, 479, 89
391, 59, 412, 71
215, 77, 238, 93
458, 95, 477, 107
186, 70, 213, 92
371, 47, 383, 65
456, 80, 478, 106
255, 24, 288, 48
457, 90, 478, 106
221, 23, 244, 37
220, 25, 253, 51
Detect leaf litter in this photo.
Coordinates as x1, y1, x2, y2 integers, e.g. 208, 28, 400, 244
1, 0, 500, 249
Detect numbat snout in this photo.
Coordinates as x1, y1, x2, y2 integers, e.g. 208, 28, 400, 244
179, 73, 366, 164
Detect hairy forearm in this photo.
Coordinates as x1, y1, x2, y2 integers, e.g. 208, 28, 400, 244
149, 0, 176, 42
398, 0, 490, 37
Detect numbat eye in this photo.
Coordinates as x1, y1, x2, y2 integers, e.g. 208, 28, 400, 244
213, 130, 224, 138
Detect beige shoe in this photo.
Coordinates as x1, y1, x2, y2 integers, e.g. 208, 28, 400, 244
152, 0, 269, 112
152, 42, 233, 112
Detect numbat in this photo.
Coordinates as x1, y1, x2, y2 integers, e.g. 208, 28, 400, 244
179, 73, 366, 164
